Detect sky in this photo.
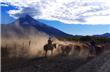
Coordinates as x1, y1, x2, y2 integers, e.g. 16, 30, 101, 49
39, 20, 110, 35
0, 0, 110, 35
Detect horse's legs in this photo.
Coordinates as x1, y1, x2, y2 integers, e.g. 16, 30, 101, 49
65, 51, 68, 56
51, 50, 53, 55
45, 50, 47, 57
64, 51, 67, 56
92, 46, 96, 56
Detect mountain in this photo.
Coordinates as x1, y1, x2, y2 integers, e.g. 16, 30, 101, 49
93, 33, 110, 38
1, 15, 72, 38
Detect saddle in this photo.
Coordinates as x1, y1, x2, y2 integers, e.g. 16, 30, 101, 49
47, 43, 53, 49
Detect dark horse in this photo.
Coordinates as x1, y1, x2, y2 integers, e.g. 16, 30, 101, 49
58, 44, 73, 56
44, 43, 56, 57
95, 45, 104, 55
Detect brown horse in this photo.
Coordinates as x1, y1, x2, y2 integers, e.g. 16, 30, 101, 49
82, 43, 104, 56
44, 43, 56, 57
58, 44, 73, 56
95, 45, 104, 55
74, 45, 81, 52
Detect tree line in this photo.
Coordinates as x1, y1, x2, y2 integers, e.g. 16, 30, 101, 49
58, 36, 110, 43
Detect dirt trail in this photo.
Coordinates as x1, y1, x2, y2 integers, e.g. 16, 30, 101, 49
2, 50, 110, 72
74, 50, 110, 72
2, 56, 88, 72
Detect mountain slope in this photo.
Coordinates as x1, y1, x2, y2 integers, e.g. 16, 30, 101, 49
93, 33, 110, 38
1, 15, 72, 38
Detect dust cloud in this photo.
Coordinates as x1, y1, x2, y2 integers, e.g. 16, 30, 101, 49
1, 35, 90, 59
1, 34, 50, 58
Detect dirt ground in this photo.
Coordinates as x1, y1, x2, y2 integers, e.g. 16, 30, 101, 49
1, 56, 89, 72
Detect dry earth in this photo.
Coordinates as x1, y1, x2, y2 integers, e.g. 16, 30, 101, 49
74, 50, 110, 72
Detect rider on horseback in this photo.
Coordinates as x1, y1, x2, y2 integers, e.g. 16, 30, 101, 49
48, 37, 53, 45
44, 37, 56, 56
47, 37, 53, 48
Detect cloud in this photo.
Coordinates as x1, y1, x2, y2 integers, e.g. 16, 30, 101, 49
8, 7, 41, 19
1, 0, 110, 24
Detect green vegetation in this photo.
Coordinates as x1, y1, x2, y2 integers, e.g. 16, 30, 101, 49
58, 36, 81, 42
95, 37, 110, 43
79, 36, 92, 42
58, 36, 110, 43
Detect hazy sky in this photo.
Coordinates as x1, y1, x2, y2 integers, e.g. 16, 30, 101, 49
1, 0, 110, 35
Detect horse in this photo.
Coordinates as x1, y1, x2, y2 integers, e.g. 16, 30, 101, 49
44, 43, 56, 57
82, 43, 104, 57
58, 44, 73, 56
74, 45, 81, 52
95, 45, 104, 55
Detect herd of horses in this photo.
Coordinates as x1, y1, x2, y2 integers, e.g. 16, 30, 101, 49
1, 40, 104, 58
43, 42, 104, 57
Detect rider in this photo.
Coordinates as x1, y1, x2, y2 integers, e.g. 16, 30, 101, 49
48, 37, 53, 46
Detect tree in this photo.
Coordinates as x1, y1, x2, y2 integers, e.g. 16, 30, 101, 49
80, 36, 92, 42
